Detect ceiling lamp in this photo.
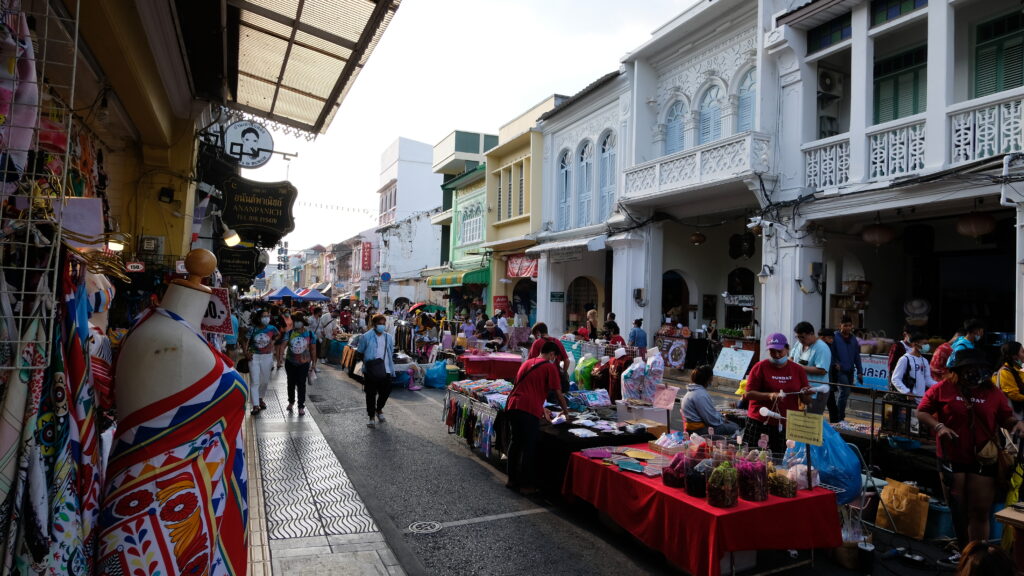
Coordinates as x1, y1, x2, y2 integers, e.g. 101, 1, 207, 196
862, 212, 896, 248
956, 212, 996, 239
690, 231, 707, 246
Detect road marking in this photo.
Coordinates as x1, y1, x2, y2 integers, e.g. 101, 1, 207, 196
403, 508, 549, 534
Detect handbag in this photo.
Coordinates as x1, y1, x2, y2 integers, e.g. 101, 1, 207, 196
235, 357, 250, 374
364, 358, 388, 381
968, 395, 1014, 475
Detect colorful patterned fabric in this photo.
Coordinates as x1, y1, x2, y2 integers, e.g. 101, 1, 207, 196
97, 307, 248, 576
247, 324, 279, 355
285, 329, 315, 364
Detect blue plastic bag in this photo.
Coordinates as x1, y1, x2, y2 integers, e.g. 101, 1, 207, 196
783, 420, 862, 505
424, 360, 448, 389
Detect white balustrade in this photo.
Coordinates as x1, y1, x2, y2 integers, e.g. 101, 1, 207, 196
803, 138, 850, 190
949, 94, 1024, 165
868, 117, 926, 180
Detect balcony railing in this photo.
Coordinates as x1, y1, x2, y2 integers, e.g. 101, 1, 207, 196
867, 114, 926, 180
949, 92, 1024, 165
803, 136, 850, 190
623, 132, 771, 198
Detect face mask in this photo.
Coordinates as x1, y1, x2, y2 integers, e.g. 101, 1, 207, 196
261, 317, 270, 325
921, 344, 931, 353
769, 356, 788, 367
294, 322, 304, 329
375, 325, 385, 334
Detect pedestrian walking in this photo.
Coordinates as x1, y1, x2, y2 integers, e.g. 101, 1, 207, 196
931, 329, 963, 382
831, 316, 863, 421
890, 331, 936, 399
246, 308, 280, 414
505, 341, 569, 495
283, 311, 317, 416
356, 313, 395, 428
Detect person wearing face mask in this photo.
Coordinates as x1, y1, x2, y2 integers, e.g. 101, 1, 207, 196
504, 341, 569, 495
741, 333, 812, 453
355, 314, 395, 428
282, 312, 317, 416
790, 322, 833, 418
245, 308, 280, 414
917, 350, 1024, 562
887, 324, 914, 377
831, 316, 864, 422
890, 332, 937, 399
947, 319, 985, 368
994, 341, 1024, 418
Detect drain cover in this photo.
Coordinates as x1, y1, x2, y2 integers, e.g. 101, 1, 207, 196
408, 521, 442, 534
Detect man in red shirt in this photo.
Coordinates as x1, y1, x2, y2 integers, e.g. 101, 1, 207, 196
742, 333, 813, 453
505, 341, 569, 495
527, 322, 569, 371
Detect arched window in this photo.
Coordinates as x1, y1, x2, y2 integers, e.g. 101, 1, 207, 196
698, 86, 723, 145
665, 100, 686, 155
557, 151, 571, 230
576, 141, 594, 227
599, 132, 616, 221
737, 69, 756, 132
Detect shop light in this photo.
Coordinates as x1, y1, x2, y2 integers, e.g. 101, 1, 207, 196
223, 227, 241, 247
757, 264, 773, 285
689, 231, 707, 246
956, 212, 996, 239
106, 238, 124, 252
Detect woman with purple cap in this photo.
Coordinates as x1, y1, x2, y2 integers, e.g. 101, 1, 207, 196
741, 332, 814, 453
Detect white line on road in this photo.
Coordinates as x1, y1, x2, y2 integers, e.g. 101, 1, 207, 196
403, 508, 549, 534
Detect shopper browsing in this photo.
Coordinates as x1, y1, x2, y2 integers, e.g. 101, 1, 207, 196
356, 313, 395, 428
628, 318, 648, 358
890, 332, 936, 398
682, 364, 738, 437
245, 308, 280, 414
505, 341, 569, 495
741, 333, 813, 453
790, 322, 833, 417
527, 322, 569, 371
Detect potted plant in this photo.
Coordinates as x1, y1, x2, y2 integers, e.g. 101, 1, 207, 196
742, 325, 754, 338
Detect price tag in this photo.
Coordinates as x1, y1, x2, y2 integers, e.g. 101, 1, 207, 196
786, 410, 824, 446
201, 287, 233, 335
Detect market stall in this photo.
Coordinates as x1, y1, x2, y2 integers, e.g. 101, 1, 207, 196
563, 446, 843, 576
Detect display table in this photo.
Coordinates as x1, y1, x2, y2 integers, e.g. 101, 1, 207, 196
459, 352, 523, 380
563, 445, 842, 576
536, 424, 653, 500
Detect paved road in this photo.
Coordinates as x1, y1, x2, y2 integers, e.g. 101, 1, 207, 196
299, 363, 679, 576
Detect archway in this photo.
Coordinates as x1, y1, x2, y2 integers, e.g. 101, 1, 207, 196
566, 276, 598, 332
725, 267, 756, 329
662, 270, 689, 324
512, 278, 537, 327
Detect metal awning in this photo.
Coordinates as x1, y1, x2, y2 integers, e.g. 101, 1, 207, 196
427, 267, 490, 289
227, 0, 401, 134
525, 234, 607, 255
479, 234, 536, 251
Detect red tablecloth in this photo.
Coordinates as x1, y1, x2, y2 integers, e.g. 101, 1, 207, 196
460, 353, 522, 380
563, 445, 842, 576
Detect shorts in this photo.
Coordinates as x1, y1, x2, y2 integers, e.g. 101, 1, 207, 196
943, 460, 998, 477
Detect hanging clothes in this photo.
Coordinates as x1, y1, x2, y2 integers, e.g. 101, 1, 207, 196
96, 307, 249, 576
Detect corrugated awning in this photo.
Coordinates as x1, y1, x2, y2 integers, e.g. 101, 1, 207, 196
427, 267, 490, 289
525, 234, 607, 255
228, 0, 401, 134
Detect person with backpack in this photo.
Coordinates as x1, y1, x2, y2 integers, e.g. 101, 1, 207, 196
890, 332, 936, 399
505, 341, 569, 495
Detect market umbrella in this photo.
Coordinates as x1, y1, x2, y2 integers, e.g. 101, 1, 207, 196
300, 289, 330, 301
266, 286, 301, 300
408, 302, 426, 312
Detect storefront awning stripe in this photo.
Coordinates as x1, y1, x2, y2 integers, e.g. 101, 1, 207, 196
426, 266, 489, 288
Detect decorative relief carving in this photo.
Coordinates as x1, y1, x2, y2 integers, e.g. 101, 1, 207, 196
950, 96, 1024, 164
656, 27, 757, 102
553, 105, 620, 156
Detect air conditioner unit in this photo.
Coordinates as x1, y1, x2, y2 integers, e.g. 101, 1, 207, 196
818, 69, 844, 99
138, 235, 165, 255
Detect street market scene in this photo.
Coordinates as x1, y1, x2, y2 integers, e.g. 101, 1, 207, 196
8, 0, 1024, 574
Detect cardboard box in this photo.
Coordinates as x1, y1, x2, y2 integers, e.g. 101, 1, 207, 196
625, 418, 668, 438
616, 400, 670, 427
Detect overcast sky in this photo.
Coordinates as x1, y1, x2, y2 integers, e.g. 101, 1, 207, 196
245, 0, 697, 251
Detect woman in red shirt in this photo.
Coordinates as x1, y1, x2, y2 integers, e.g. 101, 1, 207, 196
741, 333, 813, 454
918, 350, 1024, 554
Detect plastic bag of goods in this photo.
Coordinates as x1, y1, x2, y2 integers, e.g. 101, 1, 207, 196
424, 360, 448, 389
783, 422, 860, 503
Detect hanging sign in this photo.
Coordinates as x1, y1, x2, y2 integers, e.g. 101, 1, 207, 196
723, 293, 755, 306
223, 120, 274, 168
217, 245, 261, 283
201, 288, 234, 335
125, 261, 145, 273
506, 254, 538, 278
221, 176, 297, 240
361, 242, 373, 271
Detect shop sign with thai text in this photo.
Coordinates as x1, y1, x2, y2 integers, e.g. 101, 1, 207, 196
221, 176, 297, 237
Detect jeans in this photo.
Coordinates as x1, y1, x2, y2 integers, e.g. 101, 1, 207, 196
364, 373, 392, 418
285, 360, 310, 408
506, 409, 541, 489
835, 370, 854, 422
249, 353, 274, 407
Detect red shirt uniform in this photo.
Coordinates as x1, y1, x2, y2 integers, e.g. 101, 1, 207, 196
930, 342, 953, 382
918, 380, 1012, 465
745, 359, 808, 426
506, 358, 561, 419
527, 337, 569, 365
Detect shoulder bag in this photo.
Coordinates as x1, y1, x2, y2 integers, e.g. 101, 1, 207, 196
967, 395, 1015, 488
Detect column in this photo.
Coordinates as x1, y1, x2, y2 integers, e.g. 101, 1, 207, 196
1017, 205, 1024, 342
759, 230, 825, 352
644, 223, 665, 334
847, 2, 873, 183
608, 231, 646, 330
536, 252, 567, 335
923, 0, 953, 170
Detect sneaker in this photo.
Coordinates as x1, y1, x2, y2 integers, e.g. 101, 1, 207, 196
376, 412, 386, 423
298, 407, 305, 416
250, 407, 261, 415
937, 552, 961, 568
286, 403, 294, 412
367, 418, 375, 428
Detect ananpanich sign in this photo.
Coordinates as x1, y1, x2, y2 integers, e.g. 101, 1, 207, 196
221, 176, 297, 243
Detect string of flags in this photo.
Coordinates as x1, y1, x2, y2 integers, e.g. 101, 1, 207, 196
296, 201, 374, 215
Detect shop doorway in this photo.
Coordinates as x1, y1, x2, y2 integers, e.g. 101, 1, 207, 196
725, 267, 756, 329
662, 270, 689, 324
566, 276, 598, 332
512, 278, 537, 327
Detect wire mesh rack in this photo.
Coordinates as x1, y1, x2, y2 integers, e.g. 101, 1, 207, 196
0, 0, 80, 370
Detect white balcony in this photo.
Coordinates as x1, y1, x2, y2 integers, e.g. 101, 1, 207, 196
803, 135, 850, 190
623, 132, 771, 199
867, 114, 926, 181
948, 90, 1024, 166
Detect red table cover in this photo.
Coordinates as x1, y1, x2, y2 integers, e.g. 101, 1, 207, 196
563, 445, 842, 576
460, 353, 522, 380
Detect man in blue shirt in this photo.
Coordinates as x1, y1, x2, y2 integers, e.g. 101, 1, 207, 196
831, 316, 863, 423
627, 318, 648, 356
947, 319, 984, 368
790, 321, 834, 420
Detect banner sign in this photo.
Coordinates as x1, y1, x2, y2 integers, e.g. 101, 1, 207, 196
493, 295, 510, 314
861, 354, 890, 391
506, 254, 538, 278
221, 176, 297, 238
201, 288, 233, 335
361, 242, 373, 271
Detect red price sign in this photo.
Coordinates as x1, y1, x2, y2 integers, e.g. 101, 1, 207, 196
201, 288, 234, 335
493, 295, 510, 314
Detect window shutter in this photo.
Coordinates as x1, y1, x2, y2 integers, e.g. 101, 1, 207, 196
917, 68, 927, 114
876, 77, 896, 123
699, 110, 711, 144
738, 91, 754, 132
897, 71, 915, 119
1003, 36, 1024, 92
976, 43, 1000, 97
666, 119, 683, 154
496, 173, 502, 222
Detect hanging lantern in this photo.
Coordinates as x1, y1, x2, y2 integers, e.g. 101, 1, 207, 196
690, 231, 707, 246
956, 212, 996, 239
861, 224, 896, 247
